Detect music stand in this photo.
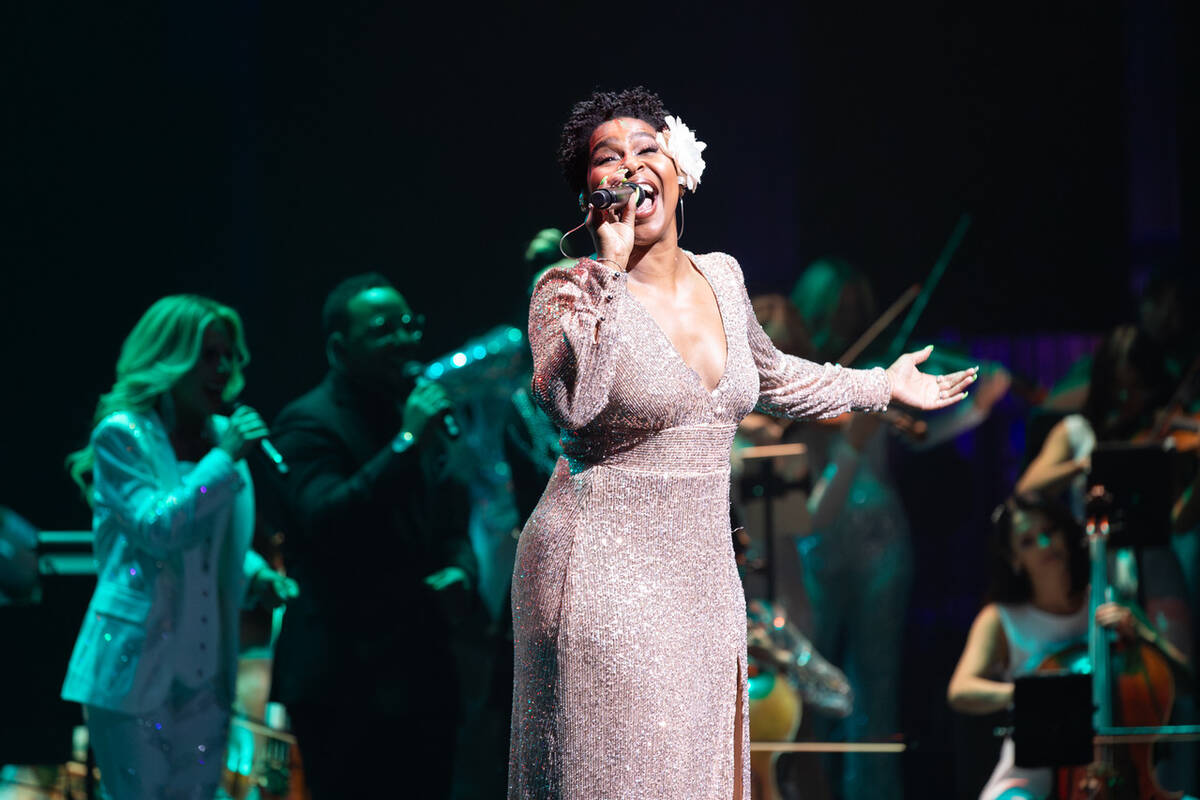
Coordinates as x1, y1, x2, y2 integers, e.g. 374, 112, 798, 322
737, 443, 808, 602
1087, 441, 1173, 550
1012, 672, 1093, 767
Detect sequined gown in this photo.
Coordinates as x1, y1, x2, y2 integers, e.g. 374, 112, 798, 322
509, 252, 891, 800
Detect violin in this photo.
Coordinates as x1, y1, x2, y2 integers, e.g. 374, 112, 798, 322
1135, 355, 1200, 452
1135, 412, 1200, 453
811, 408, 928, 442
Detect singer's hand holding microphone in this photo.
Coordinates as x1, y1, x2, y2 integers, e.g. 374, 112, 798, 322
218, 405, 272, 462
402, 379, 456, 442
587, 169, 647, 272
217, 404, 289, 473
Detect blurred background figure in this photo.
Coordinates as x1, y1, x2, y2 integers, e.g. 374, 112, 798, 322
1017, 322, 1200, 791
0, 507, 38, 605
267, 273, 476, 799
1017, 324, 1195, 661
59, 295, 294, 800
947, 492, 1189, 800
742, 258, 1011, 800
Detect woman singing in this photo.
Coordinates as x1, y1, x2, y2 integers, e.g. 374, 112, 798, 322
508, 87, 977, 800
62, 295, 294, 800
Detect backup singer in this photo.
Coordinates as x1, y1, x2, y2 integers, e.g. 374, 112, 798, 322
268, 273, 477, 798
508, 87, 976, 800
61, 295, 294, 800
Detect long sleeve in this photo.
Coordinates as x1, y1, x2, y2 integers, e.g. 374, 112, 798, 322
241, 548, 271, 607
271, 416, 420, 538
91, 415, 242, 560
529, 259, 629, 431
731, 258, 890, 419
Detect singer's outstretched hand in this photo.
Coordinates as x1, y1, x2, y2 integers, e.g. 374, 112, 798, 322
401, 380, 454, 443
218, 405, 270, 461
587, 169, 638, 271
885, 346, 978, 411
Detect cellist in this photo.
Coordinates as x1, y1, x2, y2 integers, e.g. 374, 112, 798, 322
947, 492, 1186, 800
1018, 324, 1197, 667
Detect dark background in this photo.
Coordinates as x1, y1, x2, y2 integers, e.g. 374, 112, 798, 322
5, 1, 1193, 796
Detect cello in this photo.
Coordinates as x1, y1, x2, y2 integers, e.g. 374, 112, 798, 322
1037, 492, 1184, 799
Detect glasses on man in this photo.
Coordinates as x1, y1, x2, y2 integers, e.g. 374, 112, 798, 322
367, 312, 425, 343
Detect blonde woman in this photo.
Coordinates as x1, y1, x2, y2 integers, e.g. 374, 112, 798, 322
62, 295, 295, 800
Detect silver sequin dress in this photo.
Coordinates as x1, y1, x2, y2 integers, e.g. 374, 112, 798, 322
509, 252, 891, 800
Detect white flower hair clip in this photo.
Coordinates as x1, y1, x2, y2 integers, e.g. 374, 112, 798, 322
655, 115, 707, 192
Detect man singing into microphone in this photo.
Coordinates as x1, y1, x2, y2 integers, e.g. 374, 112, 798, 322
268, 273, 476, 798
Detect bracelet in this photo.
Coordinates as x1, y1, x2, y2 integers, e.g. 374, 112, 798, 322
391, 430, 416, 454
594, 257, 624, 271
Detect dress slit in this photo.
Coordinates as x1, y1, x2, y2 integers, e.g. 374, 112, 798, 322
733, 655, 745, 800
511, 252, 889, 799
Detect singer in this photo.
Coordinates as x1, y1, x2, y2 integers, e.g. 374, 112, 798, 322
267, 272, 478, 798
509, 87, 978, 800
61, 294, 296, 800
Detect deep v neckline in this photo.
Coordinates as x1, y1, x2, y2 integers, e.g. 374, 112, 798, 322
627, 251, 730, 396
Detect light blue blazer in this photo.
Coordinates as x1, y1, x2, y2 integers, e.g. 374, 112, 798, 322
61, 409, 267, 715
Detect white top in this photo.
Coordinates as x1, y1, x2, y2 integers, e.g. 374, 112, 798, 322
979, 602, 1088, 800
172, 461, 225, 687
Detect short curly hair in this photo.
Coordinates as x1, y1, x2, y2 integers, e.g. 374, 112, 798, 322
556, 87, 670, 197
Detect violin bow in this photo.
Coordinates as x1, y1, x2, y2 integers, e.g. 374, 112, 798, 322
885, 212, 972, 361
838, 283, 921, 366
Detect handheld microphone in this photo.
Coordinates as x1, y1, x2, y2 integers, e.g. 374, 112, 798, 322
586, 183, 650, 210
255, 436, 290, 474
224, 403, 289, 474
402, 362, 460, 440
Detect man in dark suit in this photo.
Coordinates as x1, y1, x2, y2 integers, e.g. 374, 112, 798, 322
269, 273, 476, 798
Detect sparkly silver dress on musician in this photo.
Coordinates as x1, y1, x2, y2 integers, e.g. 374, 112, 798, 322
509, 252, 891, 800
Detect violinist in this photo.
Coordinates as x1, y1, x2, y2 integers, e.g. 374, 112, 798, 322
947, 492, 1185, 800
1043, 264, 1199, 413
749, 258, 1010, 800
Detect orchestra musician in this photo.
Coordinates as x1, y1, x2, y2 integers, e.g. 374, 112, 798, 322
947, 492, 1186, 800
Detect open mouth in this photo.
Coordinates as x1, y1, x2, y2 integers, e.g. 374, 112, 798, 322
634, 183, 658, 220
